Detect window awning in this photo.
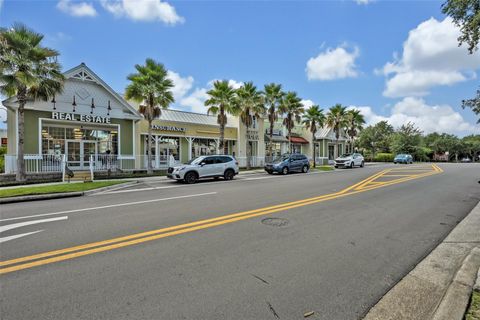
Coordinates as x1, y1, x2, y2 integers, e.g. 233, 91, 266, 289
289, 136, 309, 144
265, 135, 289, 143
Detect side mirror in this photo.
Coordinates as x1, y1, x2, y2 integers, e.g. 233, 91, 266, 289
289, 158, 294, 162
200, 162, 206, 166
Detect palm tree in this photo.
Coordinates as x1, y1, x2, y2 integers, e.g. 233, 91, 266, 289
125, 58, 174, 174
345, 109, 365, 153
205, 80, 237, 155
236, 82, 265, 170
326, 104, 348, 158
303, 105, 325, 168
263, 83, 284, 157
279, 91, 304, 153
0, 23, 65, 182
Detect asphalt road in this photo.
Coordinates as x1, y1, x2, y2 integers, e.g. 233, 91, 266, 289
0, 163, 479, 320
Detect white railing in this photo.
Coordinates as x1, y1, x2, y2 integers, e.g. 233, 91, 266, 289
3, 154, 65, 174
61, 154, 66, 182
315, 157, 329, 166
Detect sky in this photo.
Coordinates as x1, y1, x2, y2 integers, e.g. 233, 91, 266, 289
0, 0, 479, 136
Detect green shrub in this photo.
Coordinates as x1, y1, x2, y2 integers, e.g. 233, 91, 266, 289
0, 147, 6, 173
374, 153, 395, 162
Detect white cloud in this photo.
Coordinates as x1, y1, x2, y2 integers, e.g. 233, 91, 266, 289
101, 0, 184, 25
350, 97, 476, 135
207, 79, 243, 90
381, 17, 480, 98
179, 88, 209, 114
301, 99, 315, 108
306, 45, 359, 81
178, 78, 242, 114
57, 0, 97, 17
167, 71, 194, 101
355, 0, 372, 4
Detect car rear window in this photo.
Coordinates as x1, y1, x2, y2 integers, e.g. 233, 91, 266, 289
216, 156, 232, 163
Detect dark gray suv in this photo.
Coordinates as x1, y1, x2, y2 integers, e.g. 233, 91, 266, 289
265, 154, 310, 175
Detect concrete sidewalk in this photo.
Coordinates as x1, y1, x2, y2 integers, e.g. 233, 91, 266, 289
363, 201, 480, 320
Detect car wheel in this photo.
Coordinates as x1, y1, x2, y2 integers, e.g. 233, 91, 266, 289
360, 161, 364, 168
394, 162, 397, 164
184, 172, 197, 184
282, 167, 289, 175
334, 166, 338, 169
224, 169, 235, 181
302, 165, 309, 173
266, 170, 273, 175
350, 162, 354, 169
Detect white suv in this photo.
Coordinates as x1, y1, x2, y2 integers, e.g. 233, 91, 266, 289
167, 155, 239, 184
334, 153, 365, 169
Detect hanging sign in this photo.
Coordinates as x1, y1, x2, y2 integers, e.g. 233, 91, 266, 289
151, 125, 186, 133
247, 129, 259, 141
52, 112, 111, 124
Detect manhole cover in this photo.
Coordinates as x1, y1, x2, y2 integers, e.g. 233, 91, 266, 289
261, 217, 289, 227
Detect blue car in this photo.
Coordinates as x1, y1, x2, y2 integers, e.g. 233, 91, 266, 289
265, 154, 310, 175
394, 154, 413, 164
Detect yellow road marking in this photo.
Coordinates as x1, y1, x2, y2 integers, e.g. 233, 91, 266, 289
0, 164, 442, 275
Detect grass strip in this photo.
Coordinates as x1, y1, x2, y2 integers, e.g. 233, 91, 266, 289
0, 180, 128, 198
466, 291, 480, 320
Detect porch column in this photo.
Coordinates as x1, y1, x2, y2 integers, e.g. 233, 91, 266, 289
187, 137, 193, 160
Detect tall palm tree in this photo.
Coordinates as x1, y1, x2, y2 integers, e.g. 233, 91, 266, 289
326, 104, 348, 158
279, 91, 304, 153
345, 109, 365, 153
125, 58, 174, 174
0, 23, 65, 182
263, 83, 284, 157
205, 80, 237, 155
303, 105, 325, 168
236, 82, 265, 170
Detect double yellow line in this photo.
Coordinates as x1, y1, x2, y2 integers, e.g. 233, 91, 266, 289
0, 164, 442, 275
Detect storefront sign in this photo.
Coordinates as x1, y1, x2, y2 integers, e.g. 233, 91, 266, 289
247, 130, 259, 141
52, 112, 111, 124
151, 125, 186, 133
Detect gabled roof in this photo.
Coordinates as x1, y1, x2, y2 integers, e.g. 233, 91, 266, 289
315, 126, 348, 141
64, 63, 141, 119
157, 109, 238, 128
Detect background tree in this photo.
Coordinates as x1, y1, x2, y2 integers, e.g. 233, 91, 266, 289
125, 58, 174, 174
357, 121, 394, 160
205, 80, 237, 155
326, 104, 347, 158
391, 122, 423, 158
302, 105, 325, 168
263, 83, 284, 157
0, 23, 64, 182
345, 109, 365, 153
442, 0, 480, 123
236, 82, 265, 169
279, 91, 304, 154
462, 134, 480, 161
462, 88, 480, 123
442, 0, 480, 54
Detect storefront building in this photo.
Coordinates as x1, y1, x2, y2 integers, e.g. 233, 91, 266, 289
4, 63, 267, 173
264, 120, 347, 163
4, 63, 141, 173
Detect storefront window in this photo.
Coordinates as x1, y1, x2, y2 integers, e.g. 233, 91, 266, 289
159, 137, 180, 160
192, 138, 217, 158
41, 125, 118, 156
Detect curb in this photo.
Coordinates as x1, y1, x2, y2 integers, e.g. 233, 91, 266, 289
0, 192, 84, 204
0, 181, 139, 204
432, 247, 480, 320
363, 201, 480, 320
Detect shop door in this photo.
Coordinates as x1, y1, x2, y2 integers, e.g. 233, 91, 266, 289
83, 141, 97, 169
66, 140, 97, 170
328, 145, 335, 160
